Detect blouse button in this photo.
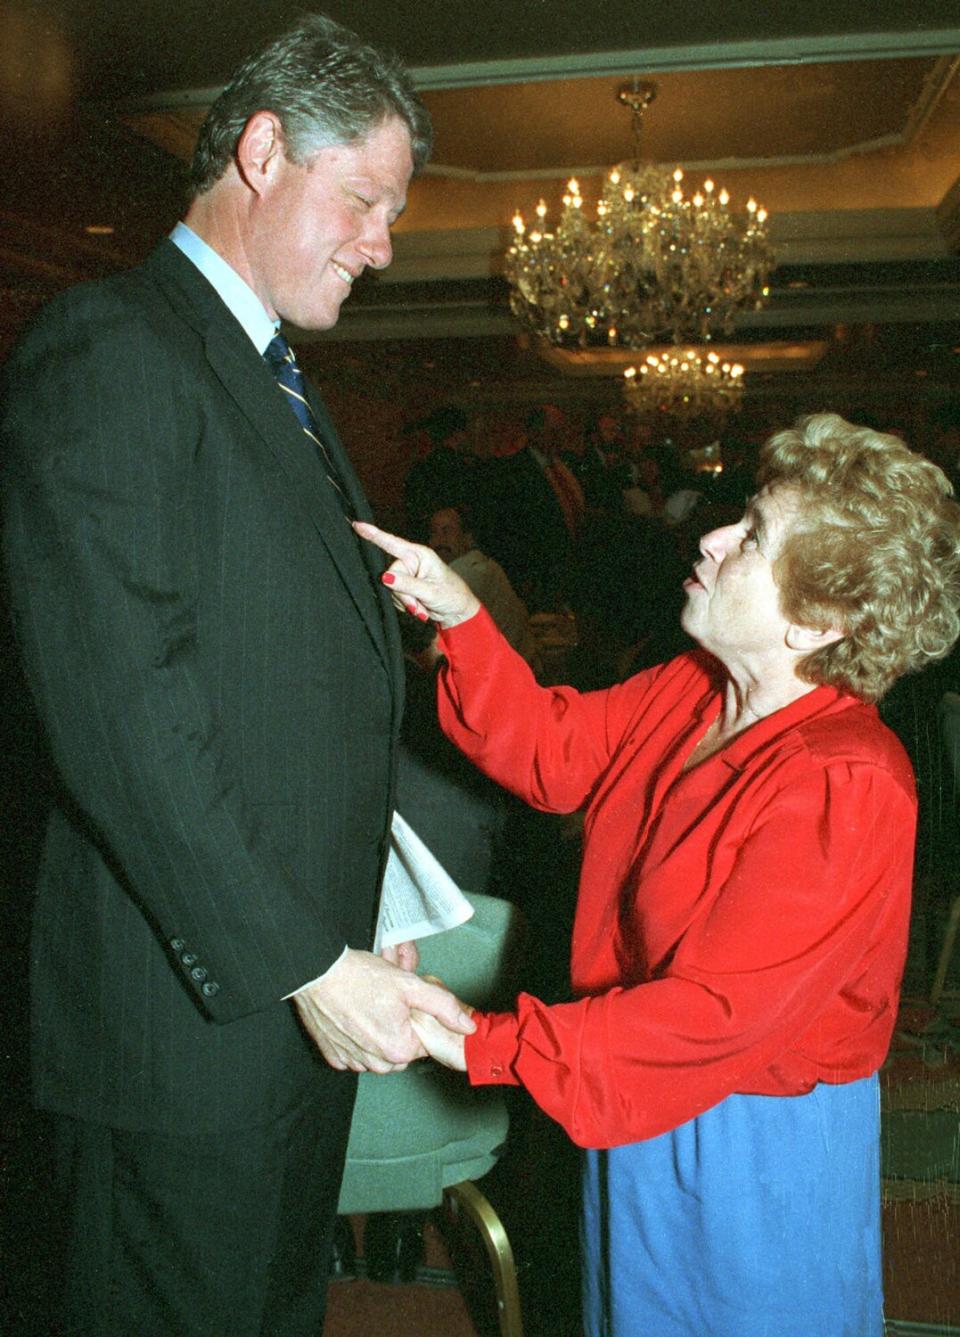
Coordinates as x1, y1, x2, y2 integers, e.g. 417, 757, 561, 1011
490, 1064, 503, 1077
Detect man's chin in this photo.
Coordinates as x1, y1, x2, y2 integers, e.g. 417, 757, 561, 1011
287, 297, 346, 334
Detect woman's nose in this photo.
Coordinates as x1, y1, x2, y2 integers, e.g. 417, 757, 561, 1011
699, 523, 737, 561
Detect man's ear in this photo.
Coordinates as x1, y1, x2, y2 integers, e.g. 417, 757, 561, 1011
235, 111, 285, 194
785, 621, 845, 653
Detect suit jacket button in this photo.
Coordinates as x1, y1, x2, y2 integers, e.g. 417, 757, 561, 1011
191, 966, 207, 982
170, 937, 185, 952
201, 981, 220, 997
180, 952, 198, 967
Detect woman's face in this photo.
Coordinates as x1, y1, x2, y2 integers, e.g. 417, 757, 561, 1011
681, 486, 801, 665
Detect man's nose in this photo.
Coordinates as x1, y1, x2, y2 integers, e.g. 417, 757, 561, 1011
360, 217, 393, 271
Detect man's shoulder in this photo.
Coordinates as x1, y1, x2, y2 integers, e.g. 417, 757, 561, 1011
8, 241, 213, 363
0, 243, 238, 446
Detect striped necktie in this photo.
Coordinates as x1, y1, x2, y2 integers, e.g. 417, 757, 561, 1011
263, 333, 352, 516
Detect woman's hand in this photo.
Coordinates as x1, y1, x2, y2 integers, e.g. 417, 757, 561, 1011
353, 521, 481, 630
410, 1007, 468, 1071
380, 940, 419, 972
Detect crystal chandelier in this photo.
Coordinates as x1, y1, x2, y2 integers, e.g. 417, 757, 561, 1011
504, 80, 774, 350
623, 348, 745, 420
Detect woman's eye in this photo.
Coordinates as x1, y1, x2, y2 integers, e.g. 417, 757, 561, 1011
741, 529, 758, 548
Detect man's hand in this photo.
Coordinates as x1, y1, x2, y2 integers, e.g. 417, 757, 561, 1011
353, 521, 481, 630
293, 948, 475, 1074
410, 1008, 469, 1072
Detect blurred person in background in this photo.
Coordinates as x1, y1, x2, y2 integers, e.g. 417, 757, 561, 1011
429, 503, 540, 668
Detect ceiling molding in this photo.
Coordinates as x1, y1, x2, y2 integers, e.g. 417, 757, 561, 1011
112, 32, 960, 116
296, 258, 960, 345
424, 135, 943, 180
530, 340, 830, 378
371, 209, 950, 287
768, 209, 949, 264
424, 54, 960, 181
406, 30, 960, 90
903, 54, 960, 141
300, 299, 514, 343
747, 283, 960, 328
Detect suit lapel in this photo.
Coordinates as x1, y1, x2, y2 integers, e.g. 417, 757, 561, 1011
305, 385, 405, 683
143, 242, 396, 682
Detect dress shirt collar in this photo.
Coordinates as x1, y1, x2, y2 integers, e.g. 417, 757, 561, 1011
169, 221, 279, 354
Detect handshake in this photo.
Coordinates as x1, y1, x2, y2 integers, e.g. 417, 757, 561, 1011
410, 973, 472, 1072
293, 945, 475, 1075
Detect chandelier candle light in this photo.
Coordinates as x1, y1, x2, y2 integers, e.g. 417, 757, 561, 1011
623, 348, 745, 420
504, 80, 774, 350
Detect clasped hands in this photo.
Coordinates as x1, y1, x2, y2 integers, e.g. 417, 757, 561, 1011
293, 945, 470, 1075
293, 522, 481, 1077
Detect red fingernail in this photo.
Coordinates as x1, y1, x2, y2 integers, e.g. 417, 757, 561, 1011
417, 611, 429, 622
382, 572, 396, 586
405, 603, 418, 616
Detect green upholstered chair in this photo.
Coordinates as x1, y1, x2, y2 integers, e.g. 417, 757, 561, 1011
337, 892, 525, 1337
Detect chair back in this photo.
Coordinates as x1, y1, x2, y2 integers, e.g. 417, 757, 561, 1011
338, 893, 524, 1214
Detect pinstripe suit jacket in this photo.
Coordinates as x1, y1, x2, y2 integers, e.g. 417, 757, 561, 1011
1, 240, 404, 1134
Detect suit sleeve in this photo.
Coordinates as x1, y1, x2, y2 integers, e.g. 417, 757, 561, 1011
1, 286, 350, 1022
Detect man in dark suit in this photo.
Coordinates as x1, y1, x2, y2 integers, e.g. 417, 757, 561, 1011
484, 404, 584, 608
1, 15, 472, 1336
402, 406, 483, 538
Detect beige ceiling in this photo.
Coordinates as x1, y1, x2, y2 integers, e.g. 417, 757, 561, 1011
404, 57, 960, 234
424, 61, 945, 174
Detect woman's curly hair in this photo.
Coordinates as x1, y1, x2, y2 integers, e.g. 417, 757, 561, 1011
757, 413, 960, 702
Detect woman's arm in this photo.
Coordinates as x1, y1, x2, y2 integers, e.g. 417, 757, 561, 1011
356, 521, 640, 813
455, 761, 914, 1148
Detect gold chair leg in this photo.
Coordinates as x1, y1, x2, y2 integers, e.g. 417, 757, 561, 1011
444, 1179, 524, 1337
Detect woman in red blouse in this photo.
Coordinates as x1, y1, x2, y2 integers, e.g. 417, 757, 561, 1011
358, 414, 960, 1337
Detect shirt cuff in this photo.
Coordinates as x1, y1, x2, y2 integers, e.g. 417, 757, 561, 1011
465, 1009, 522, 1087
282, 944, 348, 1000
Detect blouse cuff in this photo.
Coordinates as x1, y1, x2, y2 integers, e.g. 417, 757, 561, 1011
437, 603, 500, 666
465, 1010, 523, 1087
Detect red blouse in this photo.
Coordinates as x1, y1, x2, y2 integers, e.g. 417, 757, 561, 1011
438, 608, 916, 1150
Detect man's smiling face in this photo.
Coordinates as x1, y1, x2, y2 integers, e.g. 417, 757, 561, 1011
247, 115, 413, 331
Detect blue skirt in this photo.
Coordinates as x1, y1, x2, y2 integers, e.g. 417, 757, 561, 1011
581, 1076, 883, 1337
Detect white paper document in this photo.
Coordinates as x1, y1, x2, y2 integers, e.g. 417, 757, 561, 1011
374, 811, 475, 953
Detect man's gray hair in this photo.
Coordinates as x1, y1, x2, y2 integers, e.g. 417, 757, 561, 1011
190, 13, 432, 195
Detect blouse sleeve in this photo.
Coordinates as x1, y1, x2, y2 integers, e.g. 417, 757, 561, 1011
464, 758, 914, 1148
437, 605, 655, 814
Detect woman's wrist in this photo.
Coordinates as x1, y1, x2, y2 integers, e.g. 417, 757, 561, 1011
435, 593, 482, 632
